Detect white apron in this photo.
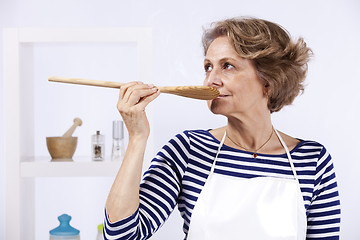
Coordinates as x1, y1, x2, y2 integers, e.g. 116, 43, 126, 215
187, 129, 307, 239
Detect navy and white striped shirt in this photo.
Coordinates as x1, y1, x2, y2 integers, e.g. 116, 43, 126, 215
104, 129, 341, 240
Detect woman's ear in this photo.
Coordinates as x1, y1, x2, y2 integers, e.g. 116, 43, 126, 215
263, 82, 271, 97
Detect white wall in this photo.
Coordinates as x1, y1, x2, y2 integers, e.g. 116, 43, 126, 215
1, 0, 359, 239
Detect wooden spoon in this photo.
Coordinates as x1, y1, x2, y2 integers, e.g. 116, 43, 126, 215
48, 76, 219, 100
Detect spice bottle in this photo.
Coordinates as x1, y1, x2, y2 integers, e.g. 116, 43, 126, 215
92, 130, 104, 161
111, 120, 124, 161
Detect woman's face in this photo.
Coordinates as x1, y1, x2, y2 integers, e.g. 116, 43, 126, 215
203, 36, 269, 117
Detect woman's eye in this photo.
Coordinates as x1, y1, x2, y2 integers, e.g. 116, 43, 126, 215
224, 62, 234, 70
204, 64, 213, 73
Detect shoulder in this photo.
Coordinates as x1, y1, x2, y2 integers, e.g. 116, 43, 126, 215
180, 129, 215, 141
290, 137, 332, 170
170, 129, 221, 151
277, 130, 326, 154
167, 129, 216, 147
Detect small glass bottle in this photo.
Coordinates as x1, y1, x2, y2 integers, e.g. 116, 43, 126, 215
111, 120, 124, 161
92, 130, 104, 161
96, 223, 104, 240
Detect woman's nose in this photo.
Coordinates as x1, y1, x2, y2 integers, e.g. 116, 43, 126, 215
205, 69, 222, 87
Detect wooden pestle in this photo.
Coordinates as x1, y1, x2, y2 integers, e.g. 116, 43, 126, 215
62, 118, 83, 137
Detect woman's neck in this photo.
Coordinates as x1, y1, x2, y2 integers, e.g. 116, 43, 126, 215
226, 111, 273, 151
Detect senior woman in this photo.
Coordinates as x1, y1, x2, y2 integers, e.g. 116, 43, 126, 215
104, 17, 341, 239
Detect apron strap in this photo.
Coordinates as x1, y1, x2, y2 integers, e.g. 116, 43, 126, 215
210, 131, 227, 174
273, 128, 299, 182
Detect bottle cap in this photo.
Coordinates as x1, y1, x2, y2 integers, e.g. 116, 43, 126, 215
113, 120, 124, 140
97, 223, 103, 232
49, 214, 80, 236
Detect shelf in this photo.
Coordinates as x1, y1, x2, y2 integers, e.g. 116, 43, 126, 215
20, 157, 121, 177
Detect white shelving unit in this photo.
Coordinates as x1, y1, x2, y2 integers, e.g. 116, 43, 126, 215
3, 28, 153, 240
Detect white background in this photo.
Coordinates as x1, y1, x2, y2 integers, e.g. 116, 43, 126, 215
1, 0, 359, 239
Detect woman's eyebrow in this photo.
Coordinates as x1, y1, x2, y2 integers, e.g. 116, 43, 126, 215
219, 57, 238, 63
204, 56, 239, 63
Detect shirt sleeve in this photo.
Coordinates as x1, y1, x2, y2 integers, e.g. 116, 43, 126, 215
306, 146, 341, 240
103, 131, 190, 240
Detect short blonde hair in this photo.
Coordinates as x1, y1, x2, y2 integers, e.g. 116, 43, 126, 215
202, 17, 313, 112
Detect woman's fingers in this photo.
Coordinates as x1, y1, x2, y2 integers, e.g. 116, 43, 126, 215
118, 81, 140, 103
119, 82, 154, 103
136, 89, 160, 109
127, 84, 158, 106
117, 82, 160, 112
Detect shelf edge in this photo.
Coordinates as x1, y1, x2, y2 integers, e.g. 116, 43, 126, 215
20, 161, 121, 178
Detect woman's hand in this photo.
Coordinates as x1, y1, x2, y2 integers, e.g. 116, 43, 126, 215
117, 82, 160, 140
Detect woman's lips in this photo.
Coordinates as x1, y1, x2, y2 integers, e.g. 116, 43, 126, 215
216, 94, 229, 99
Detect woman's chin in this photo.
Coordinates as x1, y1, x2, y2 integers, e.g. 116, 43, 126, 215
208, 100, 226, 115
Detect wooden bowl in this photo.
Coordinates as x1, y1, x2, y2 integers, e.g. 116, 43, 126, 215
46, 137, 78, 161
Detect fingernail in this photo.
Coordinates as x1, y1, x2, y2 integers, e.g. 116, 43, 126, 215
147, 84, 154, 88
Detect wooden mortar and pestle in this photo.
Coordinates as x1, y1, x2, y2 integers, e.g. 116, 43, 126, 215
46, 118, 82, 161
